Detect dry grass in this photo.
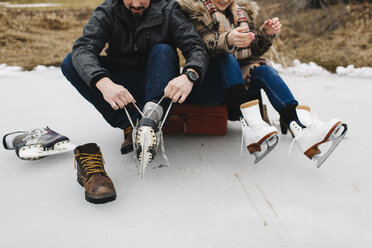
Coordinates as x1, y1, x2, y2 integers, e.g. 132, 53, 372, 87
0, 1, 371, 71
259, 2, 372, 71
0, 7, 94, 69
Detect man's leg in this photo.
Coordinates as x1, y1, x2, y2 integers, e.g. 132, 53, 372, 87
61, 53, 146, 130
133, 44, 180, 176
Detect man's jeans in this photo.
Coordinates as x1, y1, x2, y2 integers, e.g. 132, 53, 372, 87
62, 44, 180, 129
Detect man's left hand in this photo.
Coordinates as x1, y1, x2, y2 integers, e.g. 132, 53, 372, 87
164, 74, 193, 103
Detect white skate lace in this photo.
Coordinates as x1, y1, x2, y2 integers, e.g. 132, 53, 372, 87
240, 119, 271, 155
288, 121, 322, 154
124, 96, 173, 166
23, 128, 43, 142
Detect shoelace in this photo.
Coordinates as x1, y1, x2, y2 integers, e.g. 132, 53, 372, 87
124, 126, 133, 136
23, 128, 43, 142
124, 96, 173, 166
74, 153, 105, 175
288, 121, 323, 154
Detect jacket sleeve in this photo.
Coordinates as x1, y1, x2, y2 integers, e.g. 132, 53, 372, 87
71, 4, 113, 88
168, 3, 209, 82
193, 21, 235, 59
248, 22, 276, 57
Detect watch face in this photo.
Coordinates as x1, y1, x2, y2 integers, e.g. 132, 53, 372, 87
187, 71, 198, 81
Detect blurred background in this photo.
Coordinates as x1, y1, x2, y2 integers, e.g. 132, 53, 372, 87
0, 0, 371, 71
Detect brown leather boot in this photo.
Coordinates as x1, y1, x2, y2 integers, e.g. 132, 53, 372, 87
120, 126, 133, 154
74, 143, 116, 204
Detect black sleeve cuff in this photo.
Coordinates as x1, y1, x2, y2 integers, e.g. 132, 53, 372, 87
182, 65, 203, 84
90, 72, 110, 88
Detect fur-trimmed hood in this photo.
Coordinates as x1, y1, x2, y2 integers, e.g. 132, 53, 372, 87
177, 0, 260, 22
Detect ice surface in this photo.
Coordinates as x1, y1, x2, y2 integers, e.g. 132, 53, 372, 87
0, 66, 371, 248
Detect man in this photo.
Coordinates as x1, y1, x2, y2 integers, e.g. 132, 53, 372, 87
61, 0, 209, 203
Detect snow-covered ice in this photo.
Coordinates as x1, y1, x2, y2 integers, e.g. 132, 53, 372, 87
0, 2, 62, 8
0, 64, 371, 248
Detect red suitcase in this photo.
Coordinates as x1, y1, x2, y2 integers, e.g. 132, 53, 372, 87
162, 104, 228, 136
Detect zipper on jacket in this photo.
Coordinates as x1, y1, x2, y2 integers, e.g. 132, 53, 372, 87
145, 32, 150, 51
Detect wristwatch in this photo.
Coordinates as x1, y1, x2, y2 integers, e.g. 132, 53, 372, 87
183, 70, 199, 84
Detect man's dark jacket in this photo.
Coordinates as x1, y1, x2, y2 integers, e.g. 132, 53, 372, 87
72, 0, 209, 88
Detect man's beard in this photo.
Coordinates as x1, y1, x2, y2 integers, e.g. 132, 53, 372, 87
129, 6, 145, 16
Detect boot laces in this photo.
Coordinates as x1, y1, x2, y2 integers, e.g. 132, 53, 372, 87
74, 153, 105, 175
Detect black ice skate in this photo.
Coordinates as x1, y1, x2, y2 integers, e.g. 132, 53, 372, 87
2, 126, 76, 160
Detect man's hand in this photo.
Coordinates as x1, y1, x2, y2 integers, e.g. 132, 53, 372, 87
227, 26, 255, 48
164, 74, 193, 104
263, 17, 282, 35
96, 77, 135, 110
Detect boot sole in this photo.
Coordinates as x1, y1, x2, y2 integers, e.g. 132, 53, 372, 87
77, 175, 117, 204
120, 144, 133, 154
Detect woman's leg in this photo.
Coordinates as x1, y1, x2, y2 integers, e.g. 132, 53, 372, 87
248, 65, 304, 128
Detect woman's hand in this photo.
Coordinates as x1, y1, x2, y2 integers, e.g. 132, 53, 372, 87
263, 17, 282, 35
227, 26, 255, 48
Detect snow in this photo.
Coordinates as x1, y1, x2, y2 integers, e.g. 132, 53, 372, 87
0, 2, 62, 8
0, 64, 371, 248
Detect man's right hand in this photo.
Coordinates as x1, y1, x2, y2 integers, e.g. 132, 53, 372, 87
96, 77, 135, 110
227, 27, 255, 48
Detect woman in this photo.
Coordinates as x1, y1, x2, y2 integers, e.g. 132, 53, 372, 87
178, 0, 347, 166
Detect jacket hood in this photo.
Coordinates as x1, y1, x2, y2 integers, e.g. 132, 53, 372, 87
177, 0, 259, 22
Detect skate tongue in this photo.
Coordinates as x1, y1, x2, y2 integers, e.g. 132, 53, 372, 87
77, 143, 99, 154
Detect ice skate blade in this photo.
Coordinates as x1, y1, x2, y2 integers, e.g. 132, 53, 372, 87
18, 140, 76, 160
252, 133, 279, 164
312, 123, 348, 168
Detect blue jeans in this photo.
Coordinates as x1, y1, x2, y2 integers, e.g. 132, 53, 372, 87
248, 65, 298, 112
188, 54, 298, 114
61, 44, 179, 129
186, 54, 244, 105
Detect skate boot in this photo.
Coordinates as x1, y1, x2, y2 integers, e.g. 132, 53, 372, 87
289, 106, 348, 168
133, 101, 164, 177
2, 126, 75, 160
74, 143, 116, 204
240, 100, 279, 164
120, 126, 134, 155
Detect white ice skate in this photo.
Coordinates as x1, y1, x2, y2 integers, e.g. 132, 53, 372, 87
290, 105, 348, 168
240, 100, 279, 164
2, 127, 76, 160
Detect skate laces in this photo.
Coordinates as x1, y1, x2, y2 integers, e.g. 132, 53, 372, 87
23, 128, 43, 142
124, 96, 173, 166
75, 153, 105, 175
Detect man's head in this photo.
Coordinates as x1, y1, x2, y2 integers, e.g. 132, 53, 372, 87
123, 0, 150, 16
